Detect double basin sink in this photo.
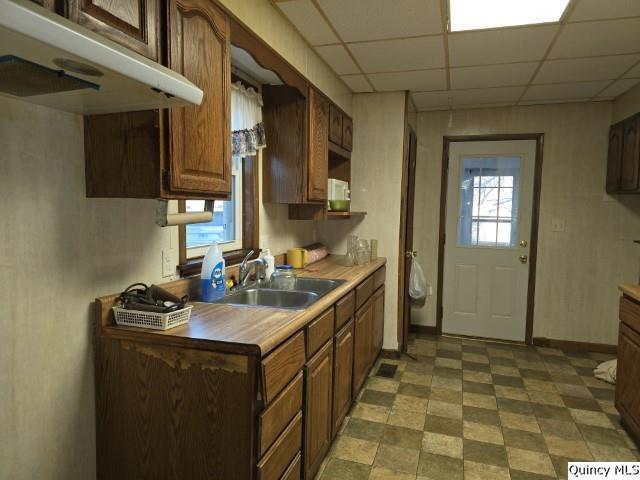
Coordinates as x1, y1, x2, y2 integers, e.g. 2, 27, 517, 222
213, 277, 346, 310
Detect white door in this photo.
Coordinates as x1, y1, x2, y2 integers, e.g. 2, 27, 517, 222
442, 140, 536, 342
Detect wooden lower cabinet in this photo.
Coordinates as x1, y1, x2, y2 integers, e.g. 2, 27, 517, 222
304, 340, 334, 480
372, 286, 385, 363
333, 319, 354, 436
353, 298, 374, 393
95, 268, 386, 480
616, 298, 640, 441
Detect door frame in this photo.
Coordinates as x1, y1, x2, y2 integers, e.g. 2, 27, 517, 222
436, 134, 545, 345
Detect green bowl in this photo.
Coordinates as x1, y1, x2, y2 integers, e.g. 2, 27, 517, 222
329, 200, 350, 212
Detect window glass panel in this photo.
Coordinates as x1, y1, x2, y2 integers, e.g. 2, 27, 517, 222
186, 177, 237, 249
457, 156, 521, 248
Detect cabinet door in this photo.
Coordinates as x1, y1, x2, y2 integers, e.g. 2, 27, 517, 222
342, 115, 353, 151
353, 300, 373, 394
616, 323, 640, 435
372, 286, 385, 362
307, 88, 329, 202
332, 319, 354, 437
329, 105, 343, 145
607, 124, 623, 193
167, 0, 231, 197
620, 117, 640, 192
67, 0, 160, 61
304, 340, 333, 480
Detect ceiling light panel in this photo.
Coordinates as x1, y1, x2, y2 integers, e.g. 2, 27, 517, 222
277, 0, 338, 45
318, 0, 441, 42
449, 0, 570, 32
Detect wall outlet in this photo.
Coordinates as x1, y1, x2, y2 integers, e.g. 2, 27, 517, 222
551, 218, 566, 232
162, 248, 176, 277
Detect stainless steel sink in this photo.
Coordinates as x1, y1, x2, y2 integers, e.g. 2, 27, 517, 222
212, 277, 345, 310
214, 288, 319, 310
291, 277, 346, 296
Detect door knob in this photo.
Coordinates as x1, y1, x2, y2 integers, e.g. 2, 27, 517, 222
406, 251, 417, 258
519, 240, 528, 247
519, 255, 528, 264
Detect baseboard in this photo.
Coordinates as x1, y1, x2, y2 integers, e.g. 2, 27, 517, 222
532, 337, 617, 354
409, 324, 438, 335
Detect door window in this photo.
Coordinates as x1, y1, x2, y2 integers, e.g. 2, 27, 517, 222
457, 156, 521, 248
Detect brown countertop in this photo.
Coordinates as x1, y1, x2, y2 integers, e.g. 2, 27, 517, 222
619, 284, 640, 303
103, 256, 386, 357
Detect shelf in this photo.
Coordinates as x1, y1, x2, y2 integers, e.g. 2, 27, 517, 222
326, 211, 366, 219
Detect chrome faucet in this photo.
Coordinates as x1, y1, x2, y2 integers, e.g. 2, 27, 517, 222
239, 250, 267, 287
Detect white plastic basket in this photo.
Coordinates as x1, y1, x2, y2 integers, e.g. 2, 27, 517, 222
112, 305, 192, 330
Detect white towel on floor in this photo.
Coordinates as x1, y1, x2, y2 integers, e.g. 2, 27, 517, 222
594, 359, 617, 384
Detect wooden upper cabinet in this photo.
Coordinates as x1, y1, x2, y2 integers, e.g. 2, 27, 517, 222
304, 340, 333, 480
67, 0, 160, 61
166, 0, 231, 196
342, 115, 353, 151
620, 117, 640, 192
607, 123, 623, 194
307, 88, 329, 202
329, 105, 343, 145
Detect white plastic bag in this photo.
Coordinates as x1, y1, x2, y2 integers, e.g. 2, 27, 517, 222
409, 257, 428, 300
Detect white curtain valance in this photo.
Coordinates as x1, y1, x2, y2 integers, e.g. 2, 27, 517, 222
231, 81, 266, 158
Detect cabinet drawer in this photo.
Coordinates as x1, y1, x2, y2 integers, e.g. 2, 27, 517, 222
262, 332, 306, 404
620, 295, 640, 334
259, 372, 303, 457
355, 276, 374, 310
335, 290, 355, 330
307, 308, 335, 357
281, 452, 301, 480
374, 266, 386, 290
257, 412, 302, 480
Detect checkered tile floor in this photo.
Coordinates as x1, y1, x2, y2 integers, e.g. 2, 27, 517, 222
317, 333, 639, 480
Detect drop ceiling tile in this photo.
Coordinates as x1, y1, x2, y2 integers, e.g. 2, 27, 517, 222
276, 0, 338, 45
317, 0, 441, 42
412, 86, 524, 109
450, 63, 537, 89
315, 45, 360, 75
550, 18, 640, 58
369, 69, 446, 92
519, 98, 591, 105
598, 78, 640, 97
341, 74, 373, 92
624, 61, 640, 78
523, 81, 610, 100
349, 36, 445, 73
535, 55, 640, 83
569, 0, 640, 22
448, 26, 558, 67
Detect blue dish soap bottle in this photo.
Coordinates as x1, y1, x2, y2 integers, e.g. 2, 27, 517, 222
201, 242, 226, 302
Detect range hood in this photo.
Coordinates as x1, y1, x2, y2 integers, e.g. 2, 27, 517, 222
0, 0, 203, 114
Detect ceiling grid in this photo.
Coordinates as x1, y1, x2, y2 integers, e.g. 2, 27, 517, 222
274, 0, 640, 110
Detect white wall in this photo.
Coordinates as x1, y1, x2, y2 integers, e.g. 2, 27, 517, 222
411, 102, 640, 345
318, 92, 407, 350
